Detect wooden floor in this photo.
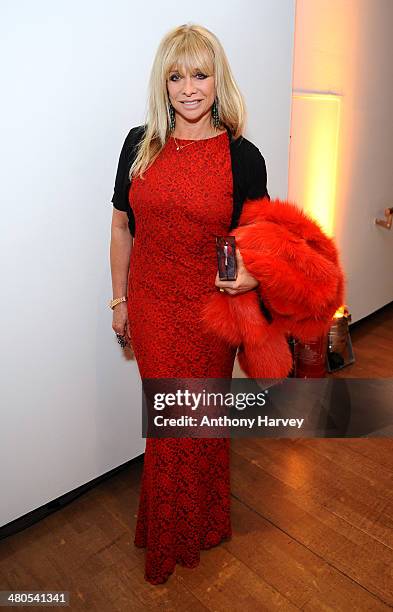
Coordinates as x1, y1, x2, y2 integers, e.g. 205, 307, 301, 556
1, 303, 393, 610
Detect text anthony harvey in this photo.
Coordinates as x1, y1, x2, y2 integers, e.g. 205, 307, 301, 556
154, 415, 305, 428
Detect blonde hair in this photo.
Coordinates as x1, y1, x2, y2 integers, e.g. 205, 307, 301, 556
130, 23, 246, 180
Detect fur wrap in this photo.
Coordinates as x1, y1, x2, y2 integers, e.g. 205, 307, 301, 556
200, 197, 346, 378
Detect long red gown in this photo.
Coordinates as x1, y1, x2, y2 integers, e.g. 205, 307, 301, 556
127, 130, 237, 584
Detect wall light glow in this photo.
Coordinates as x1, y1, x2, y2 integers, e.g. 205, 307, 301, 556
290, 93, 341, 236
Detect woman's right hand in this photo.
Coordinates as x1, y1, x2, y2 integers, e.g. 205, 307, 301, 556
112, 302, 133, 351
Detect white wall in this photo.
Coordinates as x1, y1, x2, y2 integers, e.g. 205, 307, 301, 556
290, 0, 393, 323
0, 0, 295, 526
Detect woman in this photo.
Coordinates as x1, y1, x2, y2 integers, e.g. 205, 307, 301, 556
108, 23, 269, 585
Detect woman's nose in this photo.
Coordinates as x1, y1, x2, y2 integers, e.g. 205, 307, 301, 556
183, 75, 197, 95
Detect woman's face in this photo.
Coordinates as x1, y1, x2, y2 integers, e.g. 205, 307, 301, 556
167, 65, 215, 124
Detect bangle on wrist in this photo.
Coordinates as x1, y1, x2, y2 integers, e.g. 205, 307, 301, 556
109, 296, 127, 310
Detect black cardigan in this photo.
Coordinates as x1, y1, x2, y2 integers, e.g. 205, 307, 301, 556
111, 124, 270, 237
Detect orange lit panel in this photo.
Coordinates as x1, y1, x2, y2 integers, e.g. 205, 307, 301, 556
290, 93, 341, 236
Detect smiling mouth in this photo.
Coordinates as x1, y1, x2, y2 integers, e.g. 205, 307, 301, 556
181, 100, 202, 104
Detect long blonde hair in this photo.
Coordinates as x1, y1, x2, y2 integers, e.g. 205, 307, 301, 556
130, 23, 246, 180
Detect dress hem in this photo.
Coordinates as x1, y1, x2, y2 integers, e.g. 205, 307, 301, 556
134, 531, 233, 585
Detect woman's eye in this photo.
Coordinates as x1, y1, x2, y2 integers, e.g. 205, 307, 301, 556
169, 74, 179, 81
195, 73, 207, 79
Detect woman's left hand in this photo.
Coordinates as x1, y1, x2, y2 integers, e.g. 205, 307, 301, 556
215, 248, 259, 295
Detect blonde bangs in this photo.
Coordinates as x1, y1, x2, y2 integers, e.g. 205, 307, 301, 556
163, 34, 214, 79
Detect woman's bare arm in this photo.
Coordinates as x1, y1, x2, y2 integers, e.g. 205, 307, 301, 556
110, 209, 133, 296
110, 209, 133, 345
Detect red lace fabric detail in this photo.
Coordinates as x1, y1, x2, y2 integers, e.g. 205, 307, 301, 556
127, 131, 237, 585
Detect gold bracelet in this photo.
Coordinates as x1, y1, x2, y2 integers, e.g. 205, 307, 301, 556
108, 296, 127, 310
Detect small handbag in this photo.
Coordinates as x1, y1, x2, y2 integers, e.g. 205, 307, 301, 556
215, 236, 237, 280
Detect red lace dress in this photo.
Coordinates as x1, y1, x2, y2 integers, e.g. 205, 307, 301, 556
127, 130, 237, 585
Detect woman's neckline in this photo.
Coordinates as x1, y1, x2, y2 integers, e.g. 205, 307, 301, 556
170, 130, 227, 142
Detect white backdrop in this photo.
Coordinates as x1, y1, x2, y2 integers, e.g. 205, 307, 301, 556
0, 0, 295, 526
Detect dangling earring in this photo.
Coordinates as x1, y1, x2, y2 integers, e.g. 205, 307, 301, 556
211, 97, 220, 128
168, 101, 176, 131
